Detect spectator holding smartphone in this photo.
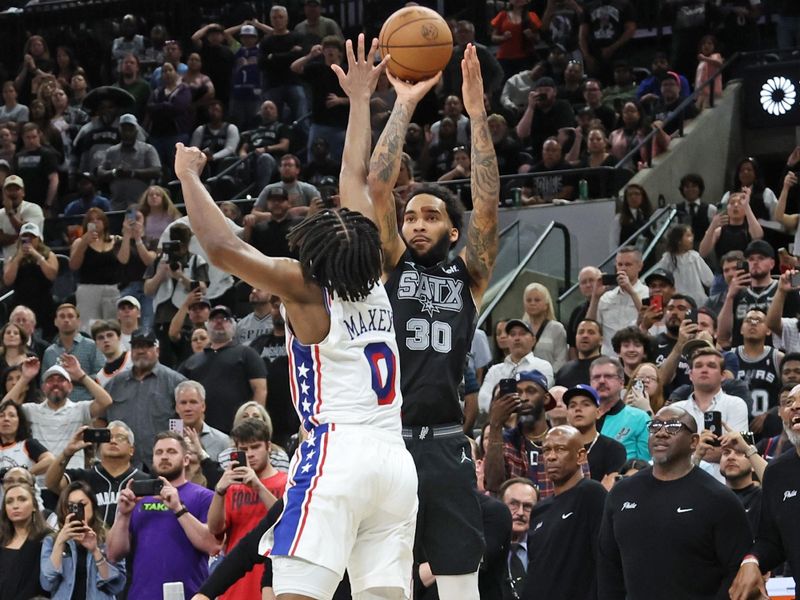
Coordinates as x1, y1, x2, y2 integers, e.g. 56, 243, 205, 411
0, 482, 50, 599
107, 431, 219, 600
40, 481, 127, 599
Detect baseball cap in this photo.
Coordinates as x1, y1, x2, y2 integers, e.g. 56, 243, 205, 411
130, 329, 159, 346
563, 384, 601, 406
534, 76, 556, 89
19, 222, 41, 239
682, 338, 714, 361
189, 295, 212, 308
77, 171, 95, 183
3, 174, 24, 189
240, 24, 257, 36
209, 305, 234, 320
744, 239, 775, 259
0, 159, 10, 172
43, 364, 70, 382
116, 295, 141, 310
505, 319, 533, 335
119, 113, 138, 126
660, 70, 681, 86
266, 186, 289, 200
645, 268, 675, 287
515, 370, 548, 391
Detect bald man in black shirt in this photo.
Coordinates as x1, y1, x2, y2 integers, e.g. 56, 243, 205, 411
598, 405, 751, 600
522, 425, 607, 600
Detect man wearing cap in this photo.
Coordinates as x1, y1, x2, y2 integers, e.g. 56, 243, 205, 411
167, 287, 211, 366
191, 23, 235, 107
565, 384, 627, 483
647, 70, 698, 140
42, 303, 106, 402
478, 319, 555, 414
522, 425, 608, 600
91, 319, 132, 386
63, 171, 111, 216
228, 22, 267, 130
97, 113, 162, 210
485, 370, 590, 498
515, 76, 575, 161
245, 185, 303, 260
0, 173, 44, 260
104, 328, 187, 468
19, 352, 113, 469
588, 246, 649, 357
294, 0, 344, 51
179, 305, 267, 433
598, 405, 751, 600
638, 268, 675, 337
12, 123, 59, 213
115, 295, 141, 349
719, 239, 800, 349
149, 39, 188, 90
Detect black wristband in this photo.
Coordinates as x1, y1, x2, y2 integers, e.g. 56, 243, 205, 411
174, 505, 189, 518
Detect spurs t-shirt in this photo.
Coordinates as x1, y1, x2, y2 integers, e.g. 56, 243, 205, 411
127, 481, 213, 600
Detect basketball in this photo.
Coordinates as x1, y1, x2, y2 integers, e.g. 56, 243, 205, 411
378, 6, 453, 82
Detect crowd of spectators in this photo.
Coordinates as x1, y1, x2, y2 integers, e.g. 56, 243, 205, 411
0, 1, 797, 599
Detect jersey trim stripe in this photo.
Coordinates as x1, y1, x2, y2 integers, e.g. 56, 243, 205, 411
312, 345, 323, 427
267, 424, 332, 556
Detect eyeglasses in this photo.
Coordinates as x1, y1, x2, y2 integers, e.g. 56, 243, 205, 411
647, 419, 692, 435
109, 434, 131, 443
636, 375, 657, 383
506, 499, 535, 512
744, 317, 764, 325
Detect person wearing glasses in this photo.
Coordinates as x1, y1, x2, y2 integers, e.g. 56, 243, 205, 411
598, 404, 752, 600
43, 422, 149, 527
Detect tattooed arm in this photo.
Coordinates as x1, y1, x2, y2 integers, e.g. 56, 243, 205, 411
459, 44, 499, 308
368, 71, 441, 273
333, 35, 389, 221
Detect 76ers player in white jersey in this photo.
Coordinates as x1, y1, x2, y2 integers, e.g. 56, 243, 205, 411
175, 40, 416, 599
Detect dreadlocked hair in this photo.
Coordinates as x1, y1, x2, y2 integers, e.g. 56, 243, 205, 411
287, 208, 382, 302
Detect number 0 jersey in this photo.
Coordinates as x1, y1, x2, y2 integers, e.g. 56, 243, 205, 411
385, 251, 477, 426
285, 283, 402, 433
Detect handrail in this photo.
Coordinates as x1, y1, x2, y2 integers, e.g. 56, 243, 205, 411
477, 221, 571, 328
556, 205, 673, 305
615, 51, 743, 170
640, 206, 679, 264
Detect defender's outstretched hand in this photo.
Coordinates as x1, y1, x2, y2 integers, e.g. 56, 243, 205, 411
332, 34, 390, 99
175, 143, 208, 179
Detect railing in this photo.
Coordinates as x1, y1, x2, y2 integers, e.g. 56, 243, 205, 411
555, 206, 679, 321
477, 220, 572, 330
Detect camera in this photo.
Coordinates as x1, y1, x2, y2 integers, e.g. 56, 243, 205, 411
131, 479, 165, 497
67, 501, 85, 523
601, 273, 618, 286
83, 428, 111, 444
498, 378, 518, 396
161, 240, 182, 270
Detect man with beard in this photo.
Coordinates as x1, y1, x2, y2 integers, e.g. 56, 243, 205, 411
485, 370, 589, 498
108, 431, 218, 600
338, 42, 499, 600
653, 293, 699, 392
598, 405, 751, 600
235, 287, 273, 345
557, 318, 603, 387
104, 329, 187, 469
523, 425, 607, 600
244, 187, 303, 259
719, 433, 765, 535
250, 295, 298, 448
179, 305, 266, 433
19, 354, 112, 469
252, 154, 321, 219
499, 477, 538, 598
730, 383, 800, 600
565, 384, 626, 483
515, 77, 575, 162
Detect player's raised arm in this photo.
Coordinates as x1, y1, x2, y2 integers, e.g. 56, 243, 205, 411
174, 143, 315, 305
332, 34, 389, 221
367, 70, 440, 272
460, 44, 499, 306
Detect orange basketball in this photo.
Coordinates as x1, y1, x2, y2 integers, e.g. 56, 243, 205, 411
379, 6, 453, 82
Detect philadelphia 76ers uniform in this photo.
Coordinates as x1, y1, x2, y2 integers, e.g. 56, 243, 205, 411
259, 283, 418, 596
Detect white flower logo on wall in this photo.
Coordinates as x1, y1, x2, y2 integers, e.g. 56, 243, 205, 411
760, 77, 796, 116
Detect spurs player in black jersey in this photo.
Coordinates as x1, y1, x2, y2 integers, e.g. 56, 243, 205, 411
338, 43, 499, 599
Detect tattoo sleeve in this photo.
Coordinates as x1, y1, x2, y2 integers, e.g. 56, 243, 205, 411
466, 112, 500, 287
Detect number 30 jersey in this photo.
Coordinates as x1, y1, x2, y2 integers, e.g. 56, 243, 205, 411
285, 282, 402, 434
385, 252, 477, 426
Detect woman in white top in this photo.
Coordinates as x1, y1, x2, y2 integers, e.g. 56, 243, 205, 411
718, 156, 778, 221
521, 282, 568, 372
655, 224, 714, 304
774, 171, 799, 259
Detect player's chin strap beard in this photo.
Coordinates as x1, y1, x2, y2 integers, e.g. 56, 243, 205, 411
406, 234, 452, 268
